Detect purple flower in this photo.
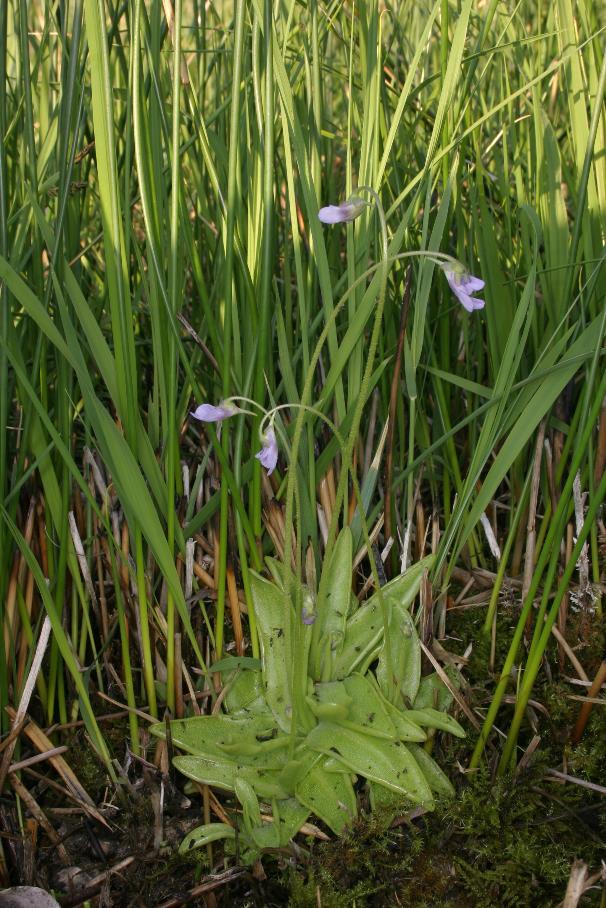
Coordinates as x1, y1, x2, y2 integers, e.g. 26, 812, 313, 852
319, 196, 367, 225
301, 592, 316, 625
255, 426, 279, 475
190, 401, 239, 423
443, 264, 485, 312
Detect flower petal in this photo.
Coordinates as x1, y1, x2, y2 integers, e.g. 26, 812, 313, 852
318, 196, 367, 224
319, 205, 350, 224
191, 402, 235, 423
461, 274, 485, 293
443, 266, 485, 312
255, 427, 279, 475
455, 288, 485, 312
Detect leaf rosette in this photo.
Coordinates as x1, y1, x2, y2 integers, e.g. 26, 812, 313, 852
150, 533, 464, 858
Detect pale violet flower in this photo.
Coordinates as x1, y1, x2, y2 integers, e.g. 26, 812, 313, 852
190, 401, 239, 423
319, 196, 368, 225
255, 426, 278, 475
442, 263, 485, 312
301, 592, 316, 626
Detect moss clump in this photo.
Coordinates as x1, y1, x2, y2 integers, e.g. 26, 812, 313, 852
281, 770, 605, 908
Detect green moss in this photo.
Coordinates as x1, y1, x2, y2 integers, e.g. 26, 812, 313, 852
280, 770, 604, 907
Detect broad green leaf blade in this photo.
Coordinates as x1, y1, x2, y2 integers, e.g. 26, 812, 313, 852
277, 750, 321, 793
179, 823, 236, 854
209, 656, 262, 673
173, 755, 289, 800
235, 778, 264, 837
366, 679, 428, 742
315, 527, 353, 677
224, 670, 268, 716
333, 556, 433, 679
150, 714, 285, 762
376, 601, 421, 706
296, 759, 357, 834
407, 745, 455, 798
368, 780, 408, 819
273, 798, 311, 847
413, 673, 455, 712
404, 708, 465, 738
250, 572, 293, 732
305, 722, 433, 805
340, 674, 397, 737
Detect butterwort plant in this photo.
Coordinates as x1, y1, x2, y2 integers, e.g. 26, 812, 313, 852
150, 533, 464, 862
171, 190, 479, 861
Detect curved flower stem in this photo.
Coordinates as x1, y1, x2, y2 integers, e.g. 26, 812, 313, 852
281, 187, 393, 692
259, 401, 339, 439
272, 404, 384, 737
281, 215, 445, 566
280, 202, 458, 698
227, 395, 267, 411
224, 395, 267, 418
282, 232, 445, 577
313, 185, 396, 694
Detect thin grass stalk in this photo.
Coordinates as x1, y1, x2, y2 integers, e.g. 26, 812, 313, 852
345, 7, 358, 410
2, 508, 115, 777
41, 39, 87, 727
108, 544, 140, 752
560, 46, 606, 326
17, 0, 42, 294
0, 0, 10, 730
497, 464, 606, 774
130, 0, 163, 718
386, 39, 581, 222
482, 470, 532, 637
470, 361, 606, 769
85, 5, 162, 736
440, 0, 450, 191
83, 0, 138, 432
251, 0, 275, 546
527, 303, 606, 655
529, 312, 606, 659
216, 0, 247, 660
165, 0, 184, 715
